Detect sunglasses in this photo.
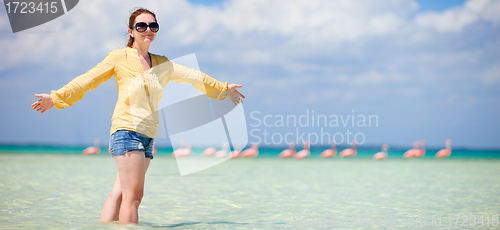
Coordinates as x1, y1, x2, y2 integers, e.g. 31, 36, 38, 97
132, 22, 160, 33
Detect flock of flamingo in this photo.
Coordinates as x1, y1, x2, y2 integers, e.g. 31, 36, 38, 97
83, 137, 453, 160
278, 139, 452, 160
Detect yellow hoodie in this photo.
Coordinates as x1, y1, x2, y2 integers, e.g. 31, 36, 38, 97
51, 47, 228, 138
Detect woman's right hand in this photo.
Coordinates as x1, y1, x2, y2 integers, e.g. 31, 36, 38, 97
31, 93, 54, 113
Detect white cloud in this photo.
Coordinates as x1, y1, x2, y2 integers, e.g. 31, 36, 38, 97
414, 0, 500, 33
468, 0, 500, 24
1, 0, 498, 72
181, 0, 415, 45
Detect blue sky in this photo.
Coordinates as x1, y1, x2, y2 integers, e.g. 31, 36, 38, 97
0, 0, 498, 149
414, 0, 467, 11
187, 0, 468, 11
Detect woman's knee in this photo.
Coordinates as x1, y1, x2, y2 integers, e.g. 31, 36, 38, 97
109, 182, 123, 200
134, 189, 144, 202
109, 190, 122, 201
123, 189, 144, 203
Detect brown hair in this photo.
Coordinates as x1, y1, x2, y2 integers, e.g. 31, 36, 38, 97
127, 8, 157, 48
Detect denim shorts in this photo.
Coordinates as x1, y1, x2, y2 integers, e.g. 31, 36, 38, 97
109, 130, 154, 159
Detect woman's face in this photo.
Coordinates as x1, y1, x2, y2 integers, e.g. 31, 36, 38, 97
128, 13, 157, 45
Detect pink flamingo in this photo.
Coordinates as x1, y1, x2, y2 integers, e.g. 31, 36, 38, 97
229, 144, 243, 159
215, 142, 230, 158
242, 143, 259, 158
172, 141, 192, 157
339, 140, 357, 157
373, 144, 389, 160
415, 140, 426, 157
320, 141, 337, 158
403, 141, 419, 158
436, 139, 452, 158
294, 140, 310, 160
279, 142, 296, 158
152, 140, 157, 156
203, 147, 216, 156
83, 138, 101, 155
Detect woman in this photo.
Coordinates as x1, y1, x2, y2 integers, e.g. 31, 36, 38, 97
31, 8, 245, 224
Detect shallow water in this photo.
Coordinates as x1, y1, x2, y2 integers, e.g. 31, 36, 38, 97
1, 153, 499, 229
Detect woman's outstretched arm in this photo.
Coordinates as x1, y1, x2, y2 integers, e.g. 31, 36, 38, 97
49, 50, 117, 110
165, 61, 245, 104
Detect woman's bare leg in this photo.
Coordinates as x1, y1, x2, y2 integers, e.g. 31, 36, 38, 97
100, 172, 122, 222
100, 152, 151, 223
114, 151, 151, 224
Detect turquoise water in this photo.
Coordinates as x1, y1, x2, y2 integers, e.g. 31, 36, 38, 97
1, 149, 500, 229
2, 145, 500, 159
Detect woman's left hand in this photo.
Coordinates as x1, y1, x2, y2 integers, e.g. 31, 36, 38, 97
31, 93, 54, 113
227, 84, 245, 105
